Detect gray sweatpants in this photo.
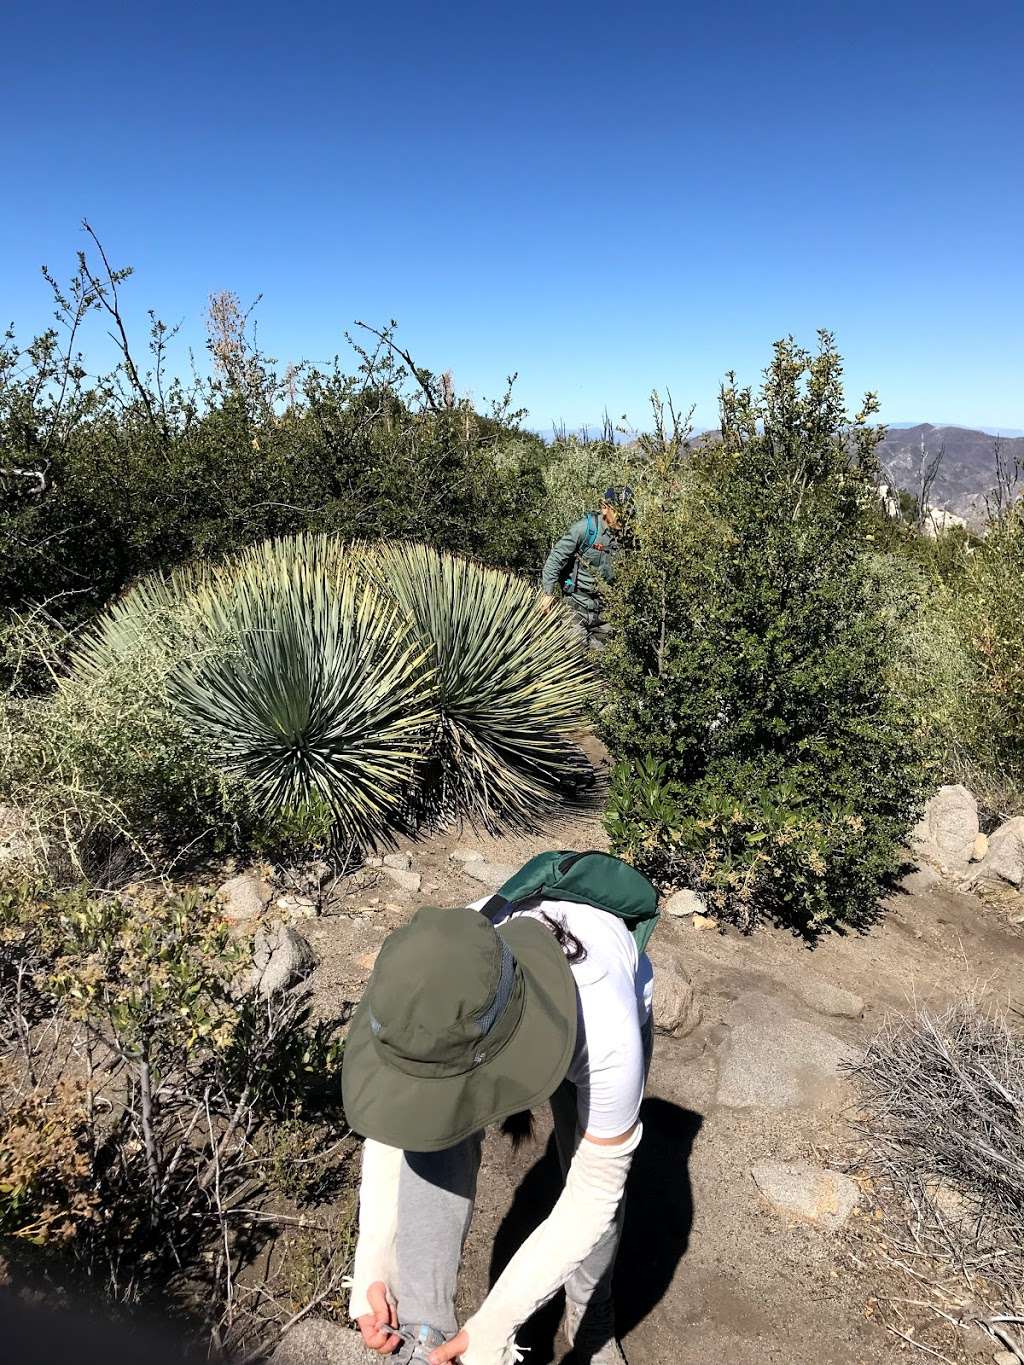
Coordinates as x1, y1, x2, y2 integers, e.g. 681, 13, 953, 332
394, 1024, 652, 1338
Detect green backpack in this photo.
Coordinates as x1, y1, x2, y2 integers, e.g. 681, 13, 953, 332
484, 850, 660, 954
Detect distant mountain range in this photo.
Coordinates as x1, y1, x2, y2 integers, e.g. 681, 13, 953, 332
876, 424, 1024, 523
535, 421, 1023, 524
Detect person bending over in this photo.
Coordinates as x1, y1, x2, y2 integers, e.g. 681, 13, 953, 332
342, 888, 653, 1365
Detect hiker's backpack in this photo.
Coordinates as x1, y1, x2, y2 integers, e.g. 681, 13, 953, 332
483, 850, 660, 954
562, 513, 602, 594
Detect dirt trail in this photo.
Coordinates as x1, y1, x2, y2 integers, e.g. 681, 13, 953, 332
302, 793, 1023, 1365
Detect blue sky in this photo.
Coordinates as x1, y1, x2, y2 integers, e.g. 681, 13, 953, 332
3, 0, 1022, 432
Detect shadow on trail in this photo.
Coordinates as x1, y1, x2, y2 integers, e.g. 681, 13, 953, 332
488, 1097, 702, 1364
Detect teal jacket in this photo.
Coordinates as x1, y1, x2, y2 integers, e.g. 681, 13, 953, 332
542, 513, 622, 625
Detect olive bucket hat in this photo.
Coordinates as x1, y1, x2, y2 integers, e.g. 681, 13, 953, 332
342, 905, 577, 1151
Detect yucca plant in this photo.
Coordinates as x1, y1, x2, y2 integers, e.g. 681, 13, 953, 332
63, 534, 596, 854
68, 536, 436, 852
167, 536, 436, 848
364, 541, 597, 829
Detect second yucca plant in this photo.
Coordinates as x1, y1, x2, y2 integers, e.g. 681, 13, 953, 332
366, 541, 596, 828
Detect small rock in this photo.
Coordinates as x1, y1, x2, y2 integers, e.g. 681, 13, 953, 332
993, 1353, 1019, 1365
790, 977, 864, 1020
383, 851, 413, 872
353, 950, 380, 975
751, 1161, 860, 1230
652, 952, 702, 1038
287, 899, 318, 921
217, 870, 274, 922
276, 894, 317, 918
450, 846, 485, 864
383, 866, 422, 894
913, 784, 979, 875
971, 832, 989, 862
901, 863, 942, 894
1011, 911, 1024, 925
464, 860, 516, 890
664, 889, 707, 918
269, 1318, 374, 1364
363, 856, 384, 869
691, 912, 716, 931
249, 922, 317, 997
968, 816, 1024, 889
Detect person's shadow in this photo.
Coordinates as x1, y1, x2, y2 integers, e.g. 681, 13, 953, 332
488, 1097, 702, 1364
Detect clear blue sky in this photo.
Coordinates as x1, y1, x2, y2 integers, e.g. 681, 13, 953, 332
3, 0, 1022, 432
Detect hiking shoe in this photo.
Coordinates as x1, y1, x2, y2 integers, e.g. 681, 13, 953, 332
564, 1297, 627, 1364
393, 1323, 447, 1363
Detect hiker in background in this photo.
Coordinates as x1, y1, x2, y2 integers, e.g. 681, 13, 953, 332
342, 851, 659, 1365
540, 486, 633, 650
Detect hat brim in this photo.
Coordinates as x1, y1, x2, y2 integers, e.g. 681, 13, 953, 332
342, 916, 577, 1152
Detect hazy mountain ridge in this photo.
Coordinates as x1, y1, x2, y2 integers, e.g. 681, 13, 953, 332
534, 420, 1022, 525
876, 423, 1024, 523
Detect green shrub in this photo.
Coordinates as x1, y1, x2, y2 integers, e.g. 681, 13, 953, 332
602, 335, 934, 934
1, 247, 551, 627
1, 572, 254, 880
864, 552, 978, 775
947, 504, 1024, 817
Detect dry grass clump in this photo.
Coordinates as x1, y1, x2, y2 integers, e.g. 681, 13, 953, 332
849, 1000, 1024, 1358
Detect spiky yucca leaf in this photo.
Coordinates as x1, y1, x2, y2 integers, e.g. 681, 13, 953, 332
167, 536, 436, 846
365, 541, 597, 829
71, 562, 213, 680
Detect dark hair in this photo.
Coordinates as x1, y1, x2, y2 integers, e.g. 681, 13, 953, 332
602, 484, 634, 509
499, 912, 584, 1150
539, 911, 587, 964
499, 1109, 535, 1150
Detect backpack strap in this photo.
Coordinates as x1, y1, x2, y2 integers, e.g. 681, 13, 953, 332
564, 513, 602, 593
477, 894, 511, 926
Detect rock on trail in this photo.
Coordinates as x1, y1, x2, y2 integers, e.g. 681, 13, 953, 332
650, 945, 702, 1038
216, 869, 274, 922
269, 1320, 374, 1364
751, 1161, 861, 1230
967, 814, 1024, 888
249, 922, 317, 997
464, 859, 517, 890
714, 993, 857, 1110
911, 783, 979, 876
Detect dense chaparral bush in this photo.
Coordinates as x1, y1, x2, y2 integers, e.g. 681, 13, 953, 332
0, 237, 552, 647
601, 335, 935, 934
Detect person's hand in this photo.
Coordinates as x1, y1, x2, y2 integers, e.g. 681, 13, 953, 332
538, 594, 555, 615
356, 1281, 400, 1355
429, 1329, 469, 1363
